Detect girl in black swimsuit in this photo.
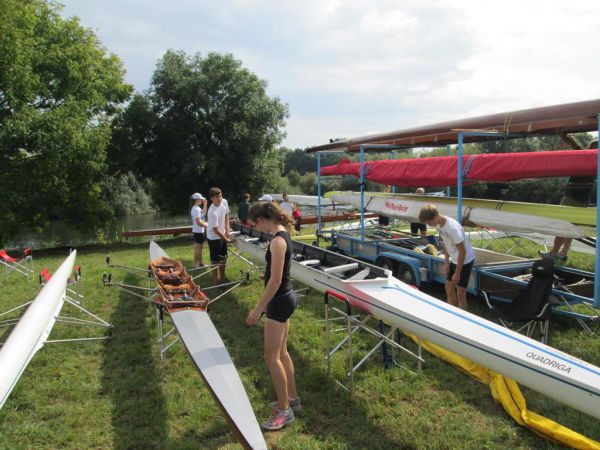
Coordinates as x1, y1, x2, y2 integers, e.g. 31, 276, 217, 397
246, 201, 300, 431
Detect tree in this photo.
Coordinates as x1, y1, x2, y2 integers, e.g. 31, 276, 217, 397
0, 0, 131, 244
112, 50, 289, 211
283, 148, 317, 175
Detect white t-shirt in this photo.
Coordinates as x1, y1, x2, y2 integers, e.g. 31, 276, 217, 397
206, 199, 230, 240
280, 201, 293, 217
191, 205, 205, 234
436, 216, 475, 264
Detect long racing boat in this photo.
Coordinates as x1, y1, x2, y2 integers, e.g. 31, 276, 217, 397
149, 241, 266, 450
232, 224, 600, 420
328, 191, 585, 238
0, 251, 76, 409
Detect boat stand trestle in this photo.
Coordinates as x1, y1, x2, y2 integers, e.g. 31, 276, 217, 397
0, 267, 112, 346
155, 304, 180, 361
323, 289, 423, 395
0, 248, 34, 284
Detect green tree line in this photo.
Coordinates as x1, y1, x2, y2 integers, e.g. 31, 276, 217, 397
1, 0, 595, 246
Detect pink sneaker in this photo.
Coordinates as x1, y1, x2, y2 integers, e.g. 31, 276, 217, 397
269, 397, 302, 412
260, 407, 295, 431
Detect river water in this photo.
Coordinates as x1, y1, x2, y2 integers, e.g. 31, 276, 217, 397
6, 212, 191, 250
7, 203, 313, 250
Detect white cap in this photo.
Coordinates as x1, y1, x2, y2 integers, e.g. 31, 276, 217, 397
258, 194, 273, 202
191, 192, 205, 200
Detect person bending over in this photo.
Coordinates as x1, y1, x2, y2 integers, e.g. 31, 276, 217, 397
419, 204, 475, 310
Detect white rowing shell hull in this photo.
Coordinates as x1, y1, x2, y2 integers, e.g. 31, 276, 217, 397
268, 193, 333, 207
234, 237, 600, 419
330, 191, 585, 238
149, 240, 169, 259
341, 278, 600, 420
149, 241, 266, 450
0, 251, 76, 409
171, 310, 267, 450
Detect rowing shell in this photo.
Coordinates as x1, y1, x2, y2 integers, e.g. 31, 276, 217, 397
149, 241, 266, 450
0, 251, 76, 409
392, 193, 596, 228
268, 194, 334, 207
328, 191, 585, 238
233, 229, 600, 420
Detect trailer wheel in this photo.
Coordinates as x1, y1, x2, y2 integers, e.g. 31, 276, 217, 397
397, 262, 416, 285
376, 256, 397, 275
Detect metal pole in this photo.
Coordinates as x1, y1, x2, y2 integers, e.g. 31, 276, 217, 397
457, 132, 464, 220
390, 150, 397, 194
360, 144, 365, 242
594, 114, 600, 307
317, 152, 322, 238
446, 145, 451, 197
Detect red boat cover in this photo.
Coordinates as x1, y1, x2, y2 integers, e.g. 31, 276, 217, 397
320, 149, 598, 187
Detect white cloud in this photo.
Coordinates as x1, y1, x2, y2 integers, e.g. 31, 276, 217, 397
59, 0, 600, 148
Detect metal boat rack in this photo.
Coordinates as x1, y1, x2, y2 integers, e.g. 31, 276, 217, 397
323, 289, 424, 395
0, 268, 112, 345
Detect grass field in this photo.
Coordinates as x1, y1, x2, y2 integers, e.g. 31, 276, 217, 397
0, 237, 599, 449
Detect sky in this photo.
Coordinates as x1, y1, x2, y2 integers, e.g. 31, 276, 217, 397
59, 0, 600, 149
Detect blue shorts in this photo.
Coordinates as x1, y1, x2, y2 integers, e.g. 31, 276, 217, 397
193, 232, 205, 244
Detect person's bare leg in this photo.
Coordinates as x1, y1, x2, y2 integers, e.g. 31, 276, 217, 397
457, 287, 468, 310
445, 281, 458, 307
210, 261, 219, 285
550, 237, 566, 255
560, 238, 572, 257
194, 243, 202, 266
218, 262, 226, 283
198, 243, 204, 266
279, 322, 297, 399
264, 319, 289, 410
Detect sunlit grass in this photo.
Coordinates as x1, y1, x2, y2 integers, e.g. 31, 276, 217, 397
0, 237, 598, 449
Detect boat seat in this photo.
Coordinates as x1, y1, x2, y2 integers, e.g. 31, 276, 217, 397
347, 268, 370, 281
323, 262, 359, 274
163, 283, 192, 292
299, 259, 321, 266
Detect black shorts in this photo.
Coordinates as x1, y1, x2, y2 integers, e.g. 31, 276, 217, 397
410, 222, 426, 234
193, 232, 205, 244
447, 260, 474, 288
208, 239, 227, 263
266, 290, 298, 323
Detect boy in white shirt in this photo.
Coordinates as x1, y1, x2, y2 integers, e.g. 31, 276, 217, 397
279, 193, 294, 217
418, 204, 475, 310
207, 187, 233, 285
